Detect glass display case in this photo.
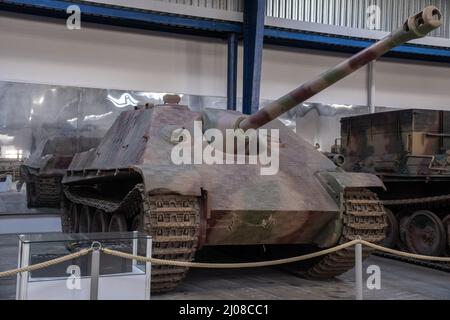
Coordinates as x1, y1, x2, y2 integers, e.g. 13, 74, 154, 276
16, 232, 151, 300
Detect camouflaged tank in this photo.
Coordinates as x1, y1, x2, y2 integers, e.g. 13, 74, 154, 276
339, 108, 450, 257
60, 6, 442, 293
21, 136, 100, 212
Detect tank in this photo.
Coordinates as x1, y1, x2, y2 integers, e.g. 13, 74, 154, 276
0, 158, 22, 182
60, 6, 442, 293
338, 108, 450, 256
21, 136, 100, 213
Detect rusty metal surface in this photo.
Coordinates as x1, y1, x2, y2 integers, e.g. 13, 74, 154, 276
341, 109, 450, 177
339, 108, 450, 257
55, 5, 448, 290
56, 6, 442, 246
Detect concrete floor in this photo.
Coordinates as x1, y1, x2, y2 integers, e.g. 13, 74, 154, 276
1, 231, 449, 300
0, 190, 449, 300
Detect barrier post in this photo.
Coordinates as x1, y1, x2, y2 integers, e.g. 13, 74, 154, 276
355, 243, 363, 300
90, 242, 101, 300
145, 236, 152, 300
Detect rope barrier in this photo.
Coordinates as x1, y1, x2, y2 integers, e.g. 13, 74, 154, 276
361, 240, 450, 262
101, 240, 360, 268
101, 240, 450, 267
1, 240, 450, 277
0, 248, 92, 278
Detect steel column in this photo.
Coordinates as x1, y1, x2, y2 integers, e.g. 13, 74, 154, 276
242, 0, 265, 115
227, 33, 238, 111
367, 61, 376, 114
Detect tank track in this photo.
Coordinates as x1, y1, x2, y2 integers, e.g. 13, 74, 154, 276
382, 194, 450, 209
64, 184, 200, 293
27, 177, 62, 208
380, 194, 450, 269
304, 188, 386, 279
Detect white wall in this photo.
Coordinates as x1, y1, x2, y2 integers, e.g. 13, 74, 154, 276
1, 12, 450, 109
376, 59, 450, 110
261, 46, 367, 105
0, 13, 228, 97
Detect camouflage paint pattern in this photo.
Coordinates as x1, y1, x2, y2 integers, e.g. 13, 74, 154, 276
340, 109, 450, 178
62, 7, 441, 247
239, 6, 442, 131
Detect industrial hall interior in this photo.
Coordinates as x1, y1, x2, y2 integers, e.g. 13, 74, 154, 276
0, 0, 450, 303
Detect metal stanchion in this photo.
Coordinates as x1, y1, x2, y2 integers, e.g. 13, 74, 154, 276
145, 236, 152, 300
355, 243, 363, 300
90, 241, 102, 300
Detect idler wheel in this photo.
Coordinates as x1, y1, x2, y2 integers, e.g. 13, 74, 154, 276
78, 205, 92, 233
108, 213, 127, 232
405, 210, 446, 256
381, 208, 399, 249
91, 209, 110, 233
69, 203, 80, 233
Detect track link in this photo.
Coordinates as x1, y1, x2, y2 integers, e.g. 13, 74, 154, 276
304, 188, 386, 279
27, 177, 62, 208
64, 185, 201, 293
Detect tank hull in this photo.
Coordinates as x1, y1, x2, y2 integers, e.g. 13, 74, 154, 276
22, 136, 100, 208
63, 106, 385, 247
340, 109, 450, 255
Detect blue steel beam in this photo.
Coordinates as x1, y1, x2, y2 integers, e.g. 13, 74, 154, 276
264, 27, 450, 62
227, 33, 238, 111
242, 0, 265, 115
1, 1, 450, 63
0, 0, 242, 36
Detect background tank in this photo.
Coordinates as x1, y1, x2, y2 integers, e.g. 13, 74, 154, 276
21, 136, 100, 212
338, 109, 450, 256
0, 157, 22, 183
60, 6, 441, 293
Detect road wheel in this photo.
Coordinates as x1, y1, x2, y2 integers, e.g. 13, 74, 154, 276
79, 205, 93, 233
108, 213, 127, 232
69, 202, 80, 233
91, 209, 110, 233
405, 210, 446, 256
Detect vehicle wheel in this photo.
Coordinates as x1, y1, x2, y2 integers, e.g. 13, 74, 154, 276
381, 208, 399, 248
405, 210, 446, 256
91, 209, 110, 233
131, 214, 144, 232
398, 214, 411, 252
61, 204, 71, 233
108, 213, 127, 232
442, 215, 450, 256
26, 182, 36, 207
78, 205, 92, 233
69, 203, 80, 233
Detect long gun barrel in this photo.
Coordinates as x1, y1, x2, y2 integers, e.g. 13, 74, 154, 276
238, 6, 442, 131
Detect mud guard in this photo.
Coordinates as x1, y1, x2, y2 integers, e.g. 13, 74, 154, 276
131, 165, 202, 196
316, 171, 386, 203
313, 171, 386, 248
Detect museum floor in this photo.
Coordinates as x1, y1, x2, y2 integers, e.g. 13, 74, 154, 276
1, 233, 449, 300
